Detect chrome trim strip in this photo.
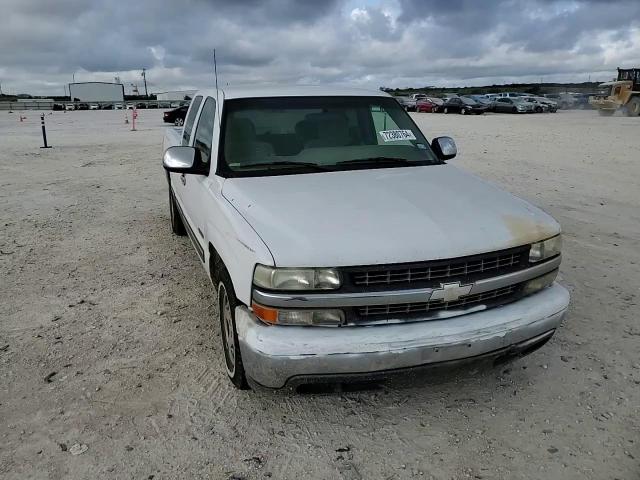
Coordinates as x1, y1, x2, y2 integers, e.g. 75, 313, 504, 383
253, 287, 435, 308
252, 255, 561, 308
468, 255, 561, 295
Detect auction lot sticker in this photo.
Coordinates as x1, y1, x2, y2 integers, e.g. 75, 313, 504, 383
379, 129, 416, 142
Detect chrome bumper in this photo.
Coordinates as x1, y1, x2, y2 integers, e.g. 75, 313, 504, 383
235, 283, 570, 389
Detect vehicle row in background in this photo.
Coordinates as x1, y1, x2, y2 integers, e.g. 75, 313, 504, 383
395, 89, 602, 114
400, 94, 559, 115
51, 100, 190, 111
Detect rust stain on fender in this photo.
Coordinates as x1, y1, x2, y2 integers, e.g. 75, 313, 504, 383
502, 214, 558, 246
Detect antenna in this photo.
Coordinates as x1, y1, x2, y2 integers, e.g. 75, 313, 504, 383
214, 49, 220, 127
214, 49, 219, 92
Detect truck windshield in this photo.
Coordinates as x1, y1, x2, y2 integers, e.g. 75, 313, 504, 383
218, 96, 439, 177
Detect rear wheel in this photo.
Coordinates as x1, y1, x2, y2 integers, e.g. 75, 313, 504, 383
626, 97, 640, 117
174, 117, 184, 126
169, 187, 186, 236
217, 268, 249, 390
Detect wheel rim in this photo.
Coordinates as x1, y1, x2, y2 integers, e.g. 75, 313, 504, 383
461, 109, 466, 115
218, 284, 236, 376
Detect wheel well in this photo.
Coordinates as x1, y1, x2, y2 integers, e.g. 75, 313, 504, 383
208, 243, 222, 283
208, 243, 248, 308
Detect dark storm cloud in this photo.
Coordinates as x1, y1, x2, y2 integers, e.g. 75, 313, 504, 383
398, 0, 640, 53
0, 0, 638, 95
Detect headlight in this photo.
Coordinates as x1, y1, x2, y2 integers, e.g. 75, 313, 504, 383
253, 264, 341, 290
252, 302, 344, 326
522, 269, 558, 296
529, 235, 562, 263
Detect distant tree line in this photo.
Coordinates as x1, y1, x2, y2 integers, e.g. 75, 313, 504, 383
379, 82, 604, 96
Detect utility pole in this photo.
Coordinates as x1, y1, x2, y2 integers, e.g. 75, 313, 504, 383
72, 72, 75, 83
142, 68, 148, 97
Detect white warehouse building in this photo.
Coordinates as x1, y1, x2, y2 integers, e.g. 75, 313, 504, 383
155, 90, 197, 101
69, 82, 125, 102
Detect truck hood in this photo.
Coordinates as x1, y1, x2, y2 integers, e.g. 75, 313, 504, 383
222, 165, 560, 267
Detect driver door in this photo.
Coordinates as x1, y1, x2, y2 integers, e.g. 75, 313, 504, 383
179, 96, 219, 263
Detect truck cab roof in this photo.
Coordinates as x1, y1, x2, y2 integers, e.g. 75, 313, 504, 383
194, 85, 390, 101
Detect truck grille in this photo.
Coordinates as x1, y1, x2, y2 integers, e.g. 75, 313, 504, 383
350, 247, 528, 288
357, 283, 521, 318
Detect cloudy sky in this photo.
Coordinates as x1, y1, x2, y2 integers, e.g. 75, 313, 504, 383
1, 0, 639, 96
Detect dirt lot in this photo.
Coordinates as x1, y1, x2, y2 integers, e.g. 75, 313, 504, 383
1, 108, 639, 480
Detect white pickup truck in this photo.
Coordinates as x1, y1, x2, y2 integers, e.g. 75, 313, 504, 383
162, 86, 570, 390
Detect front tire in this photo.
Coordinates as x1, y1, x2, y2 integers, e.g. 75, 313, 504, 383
169, 187, 186, 236
443, 107, 449, 114
626, 97, 640, 117
217, 269, 249, 390
461, 108, 467, 115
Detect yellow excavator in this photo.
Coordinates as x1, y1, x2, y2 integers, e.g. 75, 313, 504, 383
589, 68, 640, 116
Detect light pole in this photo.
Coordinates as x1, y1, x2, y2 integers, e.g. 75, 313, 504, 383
142, 68, 148, 97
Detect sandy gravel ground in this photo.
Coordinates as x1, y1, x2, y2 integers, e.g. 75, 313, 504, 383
0, 108, 638, 480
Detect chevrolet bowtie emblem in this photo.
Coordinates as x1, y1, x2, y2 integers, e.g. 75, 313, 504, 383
430, 281, 473, 303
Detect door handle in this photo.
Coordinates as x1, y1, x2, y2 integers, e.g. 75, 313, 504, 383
180, 174, 186, 186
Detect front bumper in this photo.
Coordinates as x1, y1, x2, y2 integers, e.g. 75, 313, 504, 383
236, 283, 570, 389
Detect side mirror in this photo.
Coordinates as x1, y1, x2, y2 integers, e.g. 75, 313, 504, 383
431, 136, 457, 161
162, 146, 207, 174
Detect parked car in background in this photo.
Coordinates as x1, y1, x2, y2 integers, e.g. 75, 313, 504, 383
65, 104, 75, 111
136, 102, 147, 109
114, 103, 123, 110
468, 95, 493, 106
101, 104, 114, 110
394, 96, 416, 111
416, 98, 441, 112
544, 93, 575, 109
89, 104, 99, 110
496, 92, 528, 99
571, 93, 594, 109
523, 96, 558, 113
163, 105, 189, 125
492, 97, 535, 113
441, 96, 487, 114
522, 97, 548, 113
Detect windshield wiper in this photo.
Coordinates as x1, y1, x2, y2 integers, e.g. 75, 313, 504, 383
234, 161, 329, 171
336, 157, 416, 166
